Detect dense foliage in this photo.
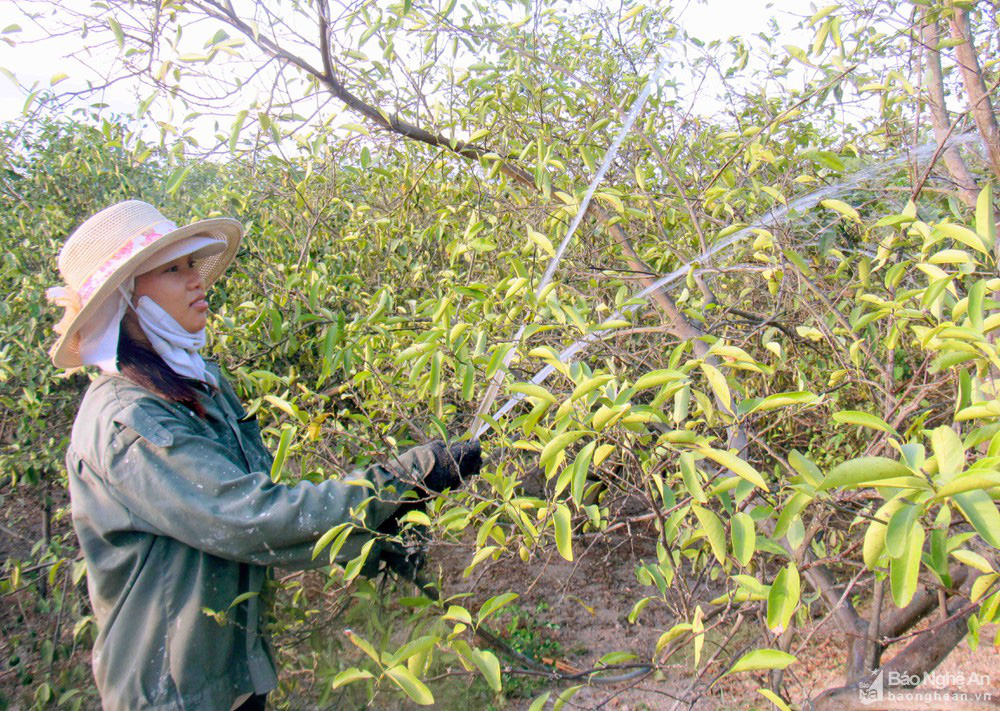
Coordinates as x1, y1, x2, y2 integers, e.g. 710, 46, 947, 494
2, 0, 999, 708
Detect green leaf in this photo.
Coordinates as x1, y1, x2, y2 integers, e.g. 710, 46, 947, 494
569, 373, 614, 402
757, 687, 792, 711
554, 503, 573, 561
890, 522, 924, 608
443, 605, 472, 624
227, 591, 258, 609
788, 450, 822, 486
967, 280, 986, 332
270, 427, 293, 482
385, 665, 434, 705
864, 498, 907, 569
680, 452, 708, 503
386, 636, 439, 667
819, 456, 912, 491
751, 391, 820, 411
528, 693, 551, 711
591, 404, 630, 431
344, 629, 382, 664
478, 592, 518, 625
571, 441, 596, 504
109, 17, 125, 49
774, 492, 813, 539
766, 563, 800, 634
229, 109, 248, 153
953, 490, 1000, 547
398, 509, 432, 527
731, 512, 755, 567
725, 649, 797, 676
553, 685, 582, 711
527, 227, 555, 257
832, 410, 896, 434
692, 505, 726, 564
340, 122, 370, 136
311, 522, 352, 561
698, 447, 769, 490
165, 165, 192, 195
885, 503, 919, 559
654, 622, 693, 653
933, 471, 1000, 499
342, 538, 376, 582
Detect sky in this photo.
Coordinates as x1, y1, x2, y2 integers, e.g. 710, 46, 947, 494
0, 0, 811, 133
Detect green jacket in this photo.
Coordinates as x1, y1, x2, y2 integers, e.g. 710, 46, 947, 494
66, 364, 434, 710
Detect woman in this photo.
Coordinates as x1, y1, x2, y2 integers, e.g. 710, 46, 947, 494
46, 200, 479, 711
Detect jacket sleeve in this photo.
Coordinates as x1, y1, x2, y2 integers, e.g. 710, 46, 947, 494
99, 398, 436, 569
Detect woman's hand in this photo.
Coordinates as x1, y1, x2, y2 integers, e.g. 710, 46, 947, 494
364, 439, 482, 592
422, 439, 482, 492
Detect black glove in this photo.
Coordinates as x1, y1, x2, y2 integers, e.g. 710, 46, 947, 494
422, 439, 483, 493
363, 440, 482, 595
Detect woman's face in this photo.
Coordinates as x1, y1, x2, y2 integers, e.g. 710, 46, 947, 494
133, 254, 209, 333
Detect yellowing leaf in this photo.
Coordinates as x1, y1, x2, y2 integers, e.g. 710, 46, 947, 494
699, 362, 731, 412
832, 410, 896, 434
692, 505, 726, 564
509, 382, 557, 404
819, 456, 911, 491
821, 198, 860, 222
936, 222, 990, 255
539, 431, 587, 467
569, 373, 614, 402
385, 665, 434, 706
554, 503, 573, 561
527, 227, 555, 257
633, 369, 685, 391
332, 668, 375, 689
698, 447, 769, 490
725, 649, 797, 677
766, 563, 800, 634
470, 649, 502, 692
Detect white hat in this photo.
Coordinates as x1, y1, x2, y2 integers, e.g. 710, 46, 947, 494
46, 200, 242, 369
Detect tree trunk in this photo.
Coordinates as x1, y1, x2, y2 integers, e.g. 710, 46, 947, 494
922, 18, 979, 207
811, 579, 984, 710
949, 8, 1000, 182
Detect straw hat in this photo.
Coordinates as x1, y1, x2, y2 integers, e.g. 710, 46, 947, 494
46, 200, 243, 369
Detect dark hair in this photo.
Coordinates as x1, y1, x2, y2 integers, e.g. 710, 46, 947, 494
117, 318, 208, 417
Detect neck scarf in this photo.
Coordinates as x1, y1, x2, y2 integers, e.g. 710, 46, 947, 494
134, 296, 217, 387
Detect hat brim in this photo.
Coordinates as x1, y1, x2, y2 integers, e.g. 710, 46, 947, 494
50, 217, 243, 369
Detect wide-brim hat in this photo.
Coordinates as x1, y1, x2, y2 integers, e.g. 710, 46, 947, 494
47, 200, 243, 369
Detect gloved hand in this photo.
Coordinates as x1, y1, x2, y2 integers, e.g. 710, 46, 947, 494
364, 439, 482, 594
422, 439, 482, 493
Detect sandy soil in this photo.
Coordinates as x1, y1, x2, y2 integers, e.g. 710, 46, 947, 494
423, 522, 1000, 711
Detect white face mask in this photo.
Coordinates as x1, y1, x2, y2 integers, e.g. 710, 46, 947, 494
133, 295, 218, 387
